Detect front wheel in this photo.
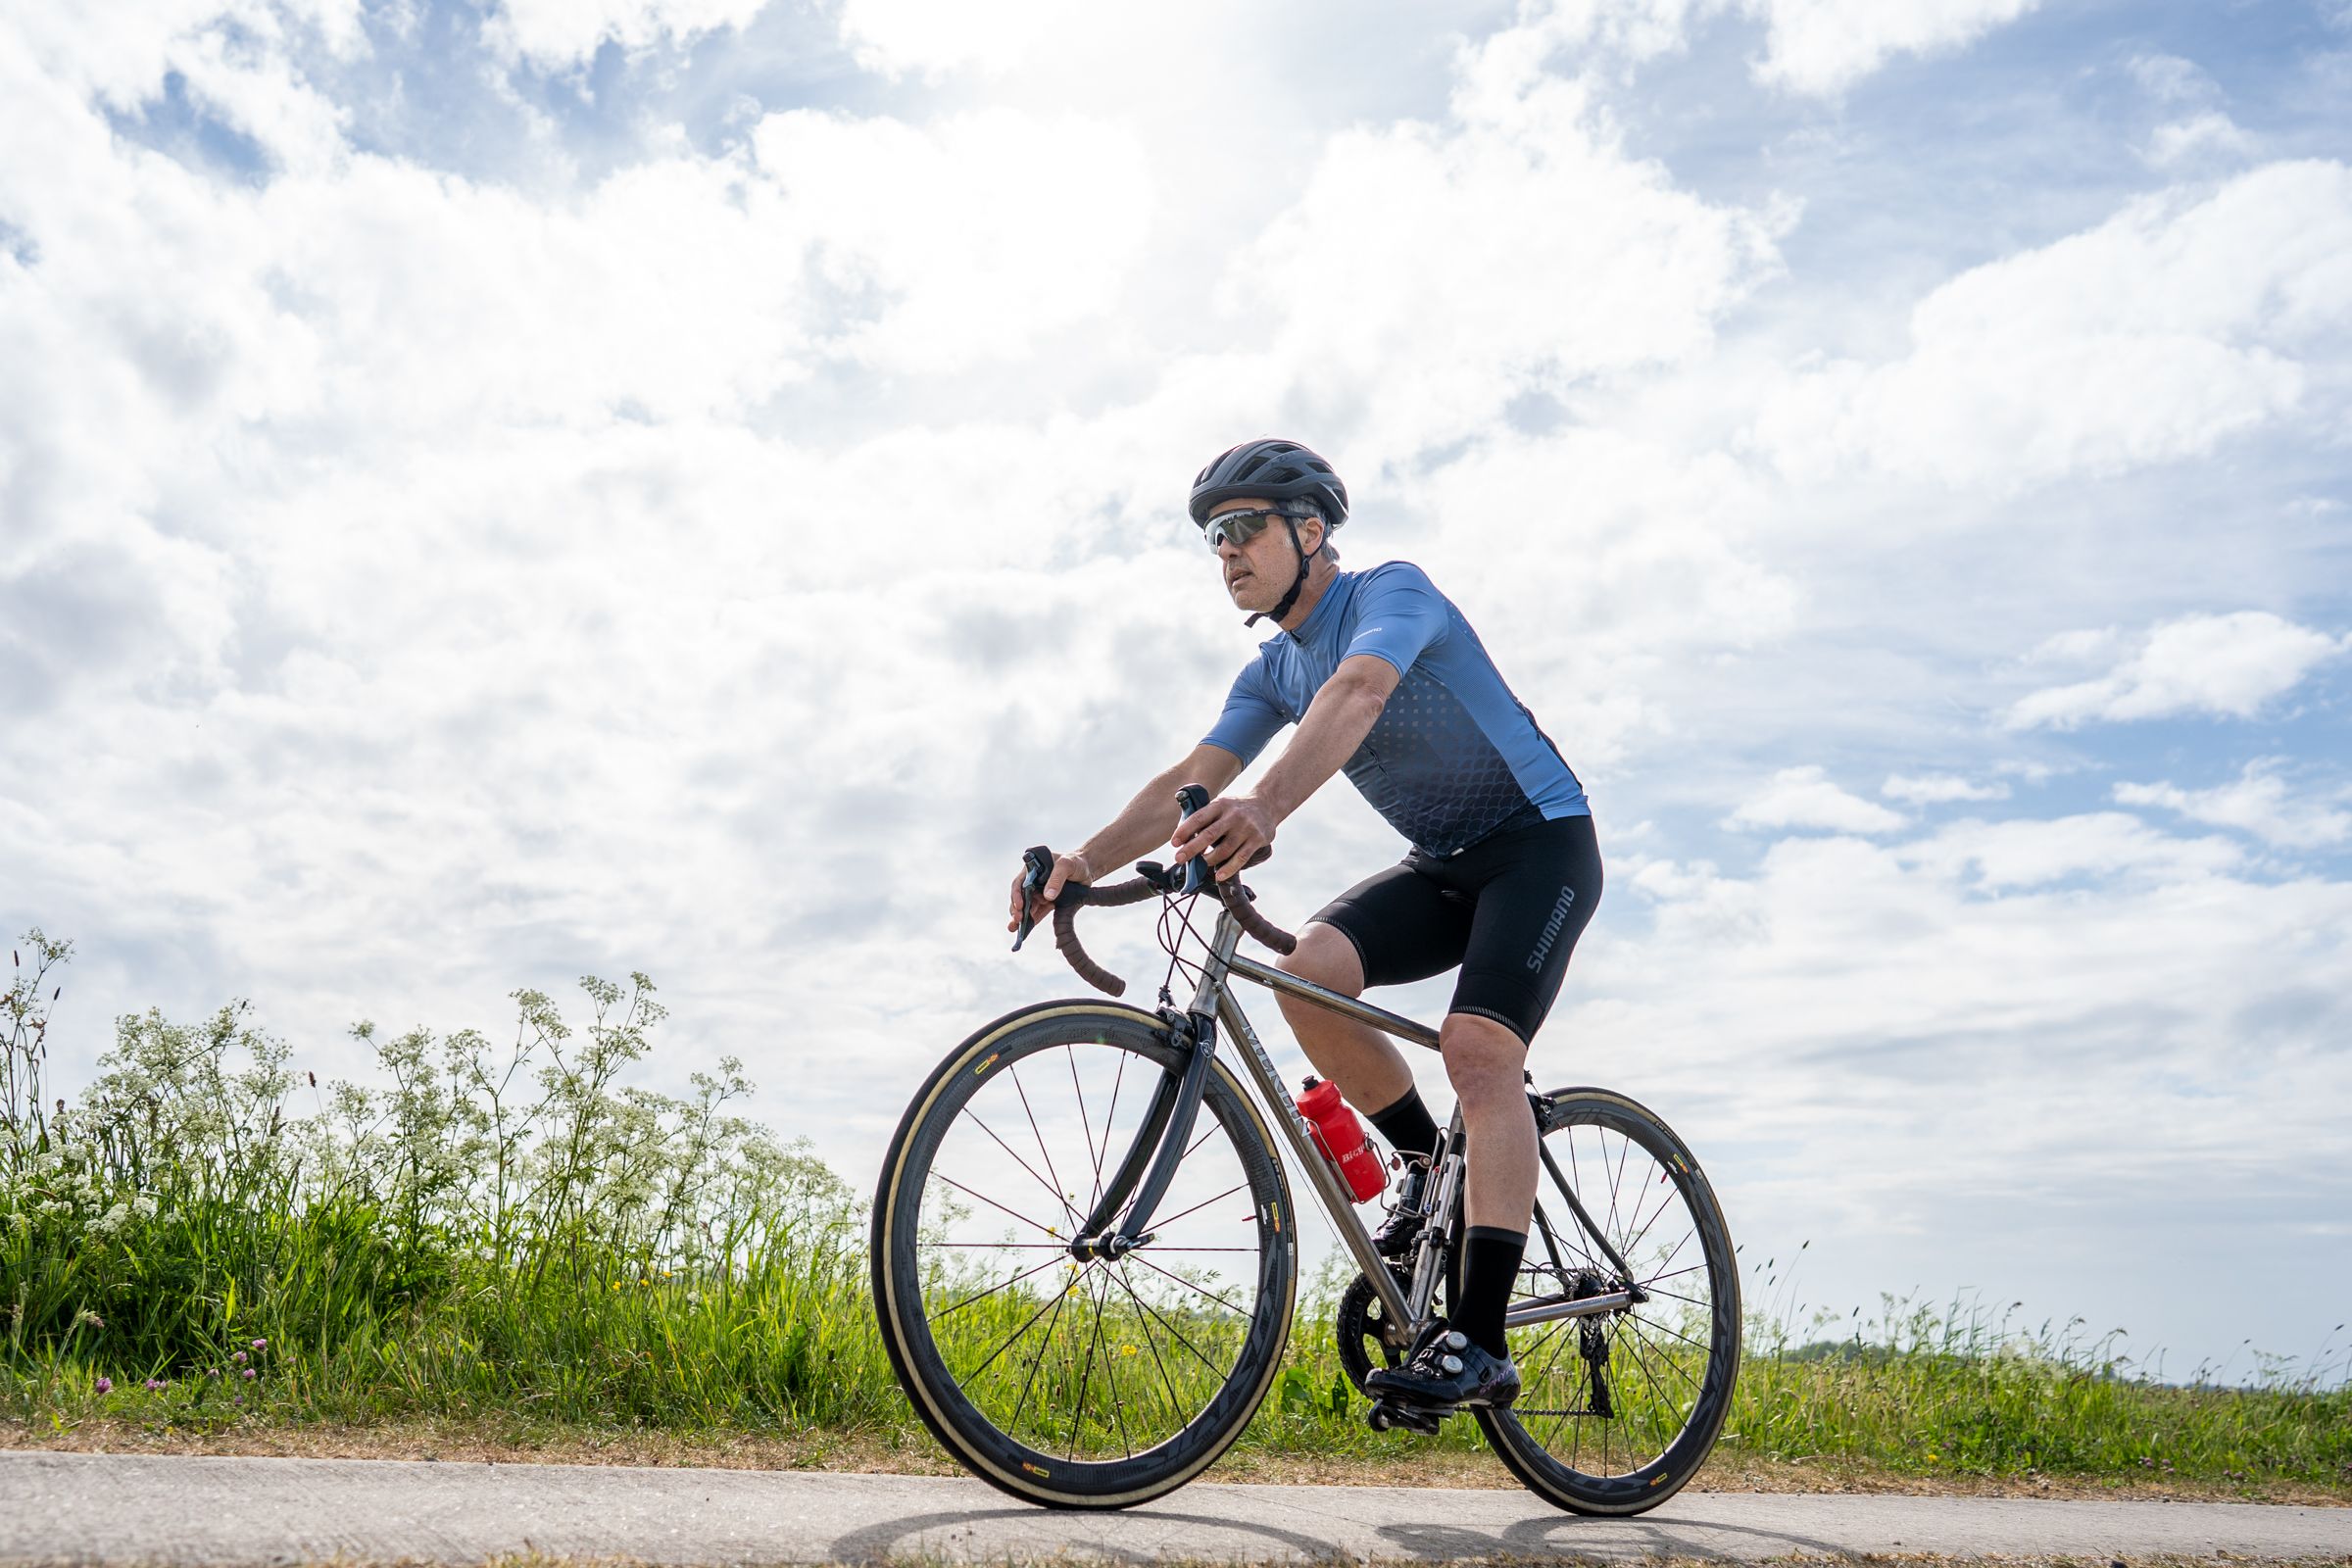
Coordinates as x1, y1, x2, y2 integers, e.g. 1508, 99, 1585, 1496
872, 1002, 1297, 1508
1475, 1088, 1740, 1515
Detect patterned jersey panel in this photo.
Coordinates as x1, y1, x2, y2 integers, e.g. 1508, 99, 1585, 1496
1200, 561, 1588, 856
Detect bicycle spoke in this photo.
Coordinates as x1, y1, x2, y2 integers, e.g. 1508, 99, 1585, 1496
1113, 1264, 1236, 1381
1144, 1179, 1249, 1234
932, 1255, 1064, 1323
1097, 1269, 1135, 1459
1110, 1262, 1188, 1433
1008, 1064, 1079, 1226
960, 1110, 1083, 1229
961, 1268, 1076, 1387
1095, 1048, 1130, 1215
1068, 1045, 1103, 1213
1069, 1261, 1110, 1460
1128, 1250, 1250, 1319
934, 1173, 1062, 1240
1004, 1274, 1076, 1441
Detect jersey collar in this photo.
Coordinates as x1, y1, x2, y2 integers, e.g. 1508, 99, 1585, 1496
1281, 567, 1350, 645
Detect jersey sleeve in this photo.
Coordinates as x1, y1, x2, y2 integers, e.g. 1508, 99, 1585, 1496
1341, 562, 1450, 677
1201, 658, 1290, 766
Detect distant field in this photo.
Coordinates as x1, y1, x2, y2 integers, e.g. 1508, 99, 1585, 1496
7, 935, 2347, 1496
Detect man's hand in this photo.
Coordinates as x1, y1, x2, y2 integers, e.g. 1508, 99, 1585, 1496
1170, 794, 1277, 882
1006, 850, 1097, 933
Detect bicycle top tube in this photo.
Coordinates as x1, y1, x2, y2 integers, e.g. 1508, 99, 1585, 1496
1222, 949, 1441, 1051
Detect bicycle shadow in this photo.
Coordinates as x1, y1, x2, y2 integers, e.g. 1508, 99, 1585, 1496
827, 1498, 1856, 1563
827, 1503, 1371, 1563
1384, 1509, 1855, 1561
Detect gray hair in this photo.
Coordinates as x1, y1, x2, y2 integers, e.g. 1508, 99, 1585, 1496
1286, 499, 1340, 563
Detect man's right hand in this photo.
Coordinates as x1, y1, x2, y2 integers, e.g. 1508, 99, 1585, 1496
1007, 850, 1097, 933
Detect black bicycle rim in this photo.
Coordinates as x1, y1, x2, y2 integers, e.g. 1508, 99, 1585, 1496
1474, 1087, 1740, 1516
872, 1001, 1296, 1508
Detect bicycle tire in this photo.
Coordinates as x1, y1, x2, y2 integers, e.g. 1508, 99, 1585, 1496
1474, 1088, 1740, 1516
872, 1001, 1297, 1508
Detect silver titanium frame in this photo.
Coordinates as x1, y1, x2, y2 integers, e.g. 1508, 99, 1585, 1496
1185, 906, 1632, 1338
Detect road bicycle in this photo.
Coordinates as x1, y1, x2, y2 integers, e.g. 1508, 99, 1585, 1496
870, 796, 1740, 1514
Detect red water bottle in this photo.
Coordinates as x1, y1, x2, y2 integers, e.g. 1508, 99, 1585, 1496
1297, 1076, 1388, 1203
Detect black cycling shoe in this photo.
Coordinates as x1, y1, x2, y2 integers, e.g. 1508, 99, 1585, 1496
1373, 1162, 1430, 1258
1363, 1321, 1520, 1411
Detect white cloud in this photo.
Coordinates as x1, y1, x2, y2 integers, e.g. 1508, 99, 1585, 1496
484, 0, 772, 69
1751, 161, 2352, 493
1740, 0, 2041, 97
1884, 772, 2009, 805
751, 107, 1152, 374
1227, 13, 1788, 458
1605, 825, 2352, 1363
2116, 762, 2352, 850
2005, 612, 2346, 731
834, 0, 1087, 78
1727, 765, 1908, 834
2145, 111, 2254, 169
1900, 811, 2241, 888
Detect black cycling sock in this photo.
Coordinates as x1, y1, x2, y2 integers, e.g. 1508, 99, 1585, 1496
1366, 1089, 1439, 1160
1456, 1225, 1526, 1358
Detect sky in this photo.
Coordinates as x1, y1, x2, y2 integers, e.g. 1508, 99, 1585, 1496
4, 0, 2348, 1383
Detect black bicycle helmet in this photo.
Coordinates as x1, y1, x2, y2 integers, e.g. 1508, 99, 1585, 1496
1188, 438, 1348, 528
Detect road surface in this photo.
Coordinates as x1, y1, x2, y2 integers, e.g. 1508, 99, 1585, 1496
1, 1450, 2346, 1563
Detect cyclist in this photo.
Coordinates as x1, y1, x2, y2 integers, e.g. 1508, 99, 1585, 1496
1007, 437, 1600, 1415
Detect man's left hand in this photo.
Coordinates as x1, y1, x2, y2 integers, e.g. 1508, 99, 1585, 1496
1170, 794, 1277, 881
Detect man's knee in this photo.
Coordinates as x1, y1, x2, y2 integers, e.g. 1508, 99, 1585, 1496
1441, 1011, 1526, 1101
1280, 920, 1365, 996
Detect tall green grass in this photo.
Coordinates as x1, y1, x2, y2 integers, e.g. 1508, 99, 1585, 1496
6, 928, 2347, 1488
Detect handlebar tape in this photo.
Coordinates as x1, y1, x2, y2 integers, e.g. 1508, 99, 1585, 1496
1049, 877, 1155, 997
1214, 877, 1298, 955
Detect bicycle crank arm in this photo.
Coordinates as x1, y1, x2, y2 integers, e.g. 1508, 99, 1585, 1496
1502, 1288, 1638, 1329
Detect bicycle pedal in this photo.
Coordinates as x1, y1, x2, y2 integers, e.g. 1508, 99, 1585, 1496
1365, 1397, 1446, 1437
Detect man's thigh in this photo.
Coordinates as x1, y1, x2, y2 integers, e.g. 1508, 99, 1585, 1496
1307, 860, 1475, 991
1449, 814, 1603, 1046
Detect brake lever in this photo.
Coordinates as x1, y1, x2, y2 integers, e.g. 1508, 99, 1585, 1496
1011, 845, 1054, 953
1173, 783, 1211, 895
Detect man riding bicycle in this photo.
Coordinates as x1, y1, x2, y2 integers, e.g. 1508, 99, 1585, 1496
1007, 437, 1601, 1416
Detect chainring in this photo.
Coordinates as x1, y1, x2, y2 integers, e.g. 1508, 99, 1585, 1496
1335, 1267, 1415, 1394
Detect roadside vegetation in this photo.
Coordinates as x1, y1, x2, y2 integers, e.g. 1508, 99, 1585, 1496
6, 930, 2346, 1495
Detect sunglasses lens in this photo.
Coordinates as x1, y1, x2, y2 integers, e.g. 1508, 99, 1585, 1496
1207, 512, 1271, 549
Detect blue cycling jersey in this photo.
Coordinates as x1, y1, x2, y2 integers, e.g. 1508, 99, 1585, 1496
1201, 561, 1588, 857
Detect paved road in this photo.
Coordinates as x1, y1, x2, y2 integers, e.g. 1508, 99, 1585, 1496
2, 1451, 2346, 1564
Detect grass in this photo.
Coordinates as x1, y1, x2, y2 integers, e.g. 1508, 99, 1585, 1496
5, 928, 2348, 1497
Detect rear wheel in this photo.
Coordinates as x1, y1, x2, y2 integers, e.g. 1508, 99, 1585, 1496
872, 1002, 1297, 1508
1475, 1088, 1740, 1515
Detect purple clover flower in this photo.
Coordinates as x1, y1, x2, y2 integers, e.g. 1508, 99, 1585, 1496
232, 1350, 247, 1365
242, 1368, 256, 1381
94, 1377, 113, 1395
251, 1339, 268, 1352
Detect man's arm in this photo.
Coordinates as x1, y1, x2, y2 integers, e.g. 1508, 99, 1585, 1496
1006, 743, 1245, 931
1171, 654, 1400, 880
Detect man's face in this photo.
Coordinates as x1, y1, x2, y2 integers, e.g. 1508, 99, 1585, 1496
1208, 497, 1316, 615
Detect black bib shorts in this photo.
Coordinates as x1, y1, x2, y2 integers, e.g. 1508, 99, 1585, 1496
1307, 811, 1601, 1047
